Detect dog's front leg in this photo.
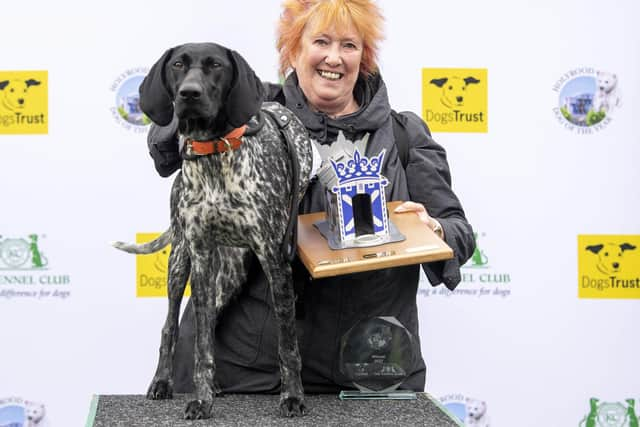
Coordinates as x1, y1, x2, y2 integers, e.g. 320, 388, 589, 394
256, 250, 306, 417
184, 246, 218, 420
147, 237, 190, 400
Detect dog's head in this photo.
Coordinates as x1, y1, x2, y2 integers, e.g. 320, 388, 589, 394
0, 78, 41, 111
596, 71, 617, 94
429, 76, 480, 109
139, 42, 264, 136
24, 400, 46, 423
465, 398, 487, 420
586, 242, 636, 274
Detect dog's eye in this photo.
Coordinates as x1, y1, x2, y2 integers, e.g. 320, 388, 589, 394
211, 62, 222, 69
173, 61, 184, 69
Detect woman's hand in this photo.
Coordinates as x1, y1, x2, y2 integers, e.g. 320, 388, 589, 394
394, 201, 444, 239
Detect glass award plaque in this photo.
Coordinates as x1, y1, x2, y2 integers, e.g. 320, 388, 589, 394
338, 316, 417, 400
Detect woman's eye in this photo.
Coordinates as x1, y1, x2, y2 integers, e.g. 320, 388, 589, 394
314, 39, 329, 46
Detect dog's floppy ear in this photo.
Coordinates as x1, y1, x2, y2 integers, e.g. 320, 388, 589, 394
25, 79, 41, 88
464, 76, 481, 86
139, 47, 175, 126
586, 244, 603, 254
620, 243, 637, 252
429, 78, 448, 88
0, 81, 8, 90
224, 49, 264, 128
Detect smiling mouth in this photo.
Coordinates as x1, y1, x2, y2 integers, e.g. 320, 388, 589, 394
317, 70, 343, 80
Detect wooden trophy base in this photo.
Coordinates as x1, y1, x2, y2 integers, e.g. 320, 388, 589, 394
297, 201, 453, 278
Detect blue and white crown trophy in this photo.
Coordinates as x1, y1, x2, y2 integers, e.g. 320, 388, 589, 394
314, 132, 405, 250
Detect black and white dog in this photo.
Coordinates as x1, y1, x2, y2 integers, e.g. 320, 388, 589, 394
113, 43, 312, 419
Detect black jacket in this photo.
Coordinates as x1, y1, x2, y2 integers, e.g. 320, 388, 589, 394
149, 72, 475, 393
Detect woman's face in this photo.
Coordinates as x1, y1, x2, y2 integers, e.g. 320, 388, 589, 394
291, 22, 363, 116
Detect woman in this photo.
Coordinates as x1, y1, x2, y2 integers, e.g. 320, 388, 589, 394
148, 0, 475, 394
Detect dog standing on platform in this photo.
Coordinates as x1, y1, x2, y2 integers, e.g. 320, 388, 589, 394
113, 43, 312, 420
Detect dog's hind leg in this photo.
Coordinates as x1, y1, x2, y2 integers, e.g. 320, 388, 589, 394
147, 236, 190, 400
255, 248, 306, 417
184, 246, 218, 420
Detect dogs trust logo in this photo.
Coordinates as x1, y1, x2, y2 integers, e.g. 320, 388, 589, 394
0, 396, 47, 426
553, 68, 622, 134
0, 70, 48, 134
135, 232, 190, 297
422, 68, 488, 133
578, 235, 640, 299
0, 234, 72, 300
110, 68, 151, 133
440, 394, 491, 427
579, 397, 639, 427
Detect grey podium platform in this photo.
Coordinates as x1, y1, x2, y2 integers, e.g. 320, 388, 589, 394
86, 393, 462, 427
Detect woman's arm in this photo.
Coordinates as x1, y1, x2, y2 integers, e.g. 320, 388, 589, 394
399, 111, 476, 290
147, 116, 181, 177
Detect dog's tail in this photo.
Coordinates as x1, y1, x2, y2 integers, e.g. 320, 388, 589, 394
111, 229, 172, 254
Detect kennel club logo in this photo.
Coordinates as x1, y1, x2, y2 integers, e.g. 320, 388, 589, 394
135, 232, 190, 297
0, 397, 47, 427
553, 68, 622, 133
0, 234, 72, 300
422, 68, 488, 133
579, 397, 639, 427
578, 235, 640, 299
440, 394, 491, 426
419, 230, 511, 298
110, 68, 151, 132
0, 70, 48, 134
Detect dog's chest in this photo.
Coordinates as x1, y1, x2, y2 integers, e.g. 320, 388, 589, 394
178, 137, 290, 237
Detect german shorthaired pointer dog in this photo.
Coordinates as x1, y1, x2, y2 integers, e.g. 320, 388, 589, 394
113, 42, 312, 420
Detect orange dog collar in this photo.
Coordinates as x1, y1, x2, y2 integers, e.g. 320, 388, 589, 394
188, 125, 247, 155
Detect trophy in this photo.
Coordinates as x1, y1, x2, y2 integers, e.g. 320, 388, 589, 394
338, 316, 417, 400
314, 132, 405, 250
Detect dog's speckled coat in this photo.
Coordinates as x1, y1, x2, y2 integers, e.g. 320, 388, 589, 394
113, 43, 312, 420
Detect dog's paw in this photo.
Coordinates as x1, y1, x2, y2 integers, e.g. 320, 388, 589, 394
184, 399, 214, 420
278, 396, 307, 417
146, 379, 173, 400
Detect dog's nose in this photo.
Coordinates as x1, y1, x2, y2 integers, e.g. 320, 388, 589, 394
18, 98, 24, 105
178, 83, 202, 101
613, 262, 620, 269
456, 96, 463, 103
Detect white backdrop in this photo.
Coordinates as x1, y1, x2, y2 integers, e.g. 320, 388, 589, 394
1, 1, 639, 426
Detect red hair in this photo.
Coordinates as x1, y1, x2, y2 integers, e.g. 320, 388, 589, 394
276, 0, 384, 77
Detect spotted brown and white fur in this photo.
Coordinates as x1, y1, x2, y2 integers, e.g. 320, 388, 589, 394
113, 43, 312, 420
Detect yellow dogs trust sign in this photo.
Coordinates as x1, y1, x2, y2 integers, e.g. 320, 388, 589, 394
136, 233, 191, 297
578, 235, 640, 299
422, 68, 488, 133
0, 71, 48, 134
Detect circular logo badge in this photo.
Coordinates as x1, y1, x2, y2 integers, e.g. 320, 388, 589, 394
0, 238, 30, 268
110, 68, 150, 132
597, 402, 626, 427
553, 68, 621, 133
115, 74, 148, 126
